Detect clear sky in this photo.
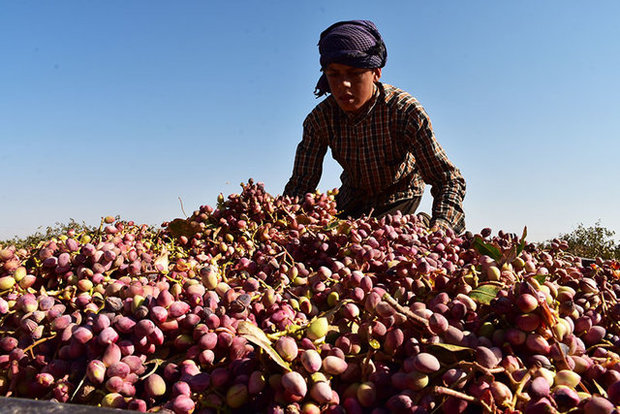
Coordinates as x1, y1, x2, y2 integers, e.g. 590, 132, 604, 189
2, 1, 619, 243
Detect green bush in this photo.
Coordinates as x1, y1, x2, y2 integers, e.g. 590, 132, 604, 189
556, 220, 620, 260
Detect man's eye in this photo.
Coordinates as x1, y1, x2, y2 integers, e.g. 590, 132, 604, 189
325, 70, 367, 80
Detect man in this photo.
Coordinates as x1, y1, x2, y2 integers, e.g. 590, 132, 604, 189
284, 20, 466, 233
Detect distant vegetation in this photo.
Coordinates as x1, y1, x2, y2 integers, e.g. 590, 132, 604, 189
552, 220, 620, 260
0, 219, 96, 249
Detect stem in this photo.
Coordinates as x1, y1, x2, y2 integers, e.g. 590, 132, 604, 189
547, 319, 572, 374
361, 350, 376, 381
508, 370, 532, 411
433, 386, 477, 402
458, 361, 506, 376
282, 287, 301, 301
256, 278, 274, 292
281, 247, 297, 267
139, 356, 177, 381
132, 271, 166, 278
178, 197, 188, 218
23, 334, 58, 357
70, 373, 87, 402
433, 386, 494, 414
382, 292, 430, 330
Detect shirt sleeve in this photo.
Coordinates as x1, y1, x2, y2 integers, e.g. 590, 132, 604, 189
283, 115, 328, 199
406, 106, 466, 233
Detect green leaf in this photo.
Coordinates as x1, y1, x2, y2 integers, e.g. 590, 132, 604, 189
517, 226, 528, 256
238, 321, 291, 372
323, 220, 340, 231
472, 236, 502, 262
533, 274, 547, 285
368, 339, 381, 350
469, 284, 502, 305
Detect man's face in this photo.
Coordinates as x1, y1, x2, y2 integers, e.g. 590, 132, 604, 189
324, 63, 382, 114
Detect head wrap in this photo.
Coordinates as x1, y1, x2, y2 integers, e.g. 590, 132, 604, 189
314, 20, 387, 97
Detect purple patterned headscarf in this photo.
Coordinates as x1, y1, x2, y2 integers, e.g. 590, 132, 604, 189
315, 20, 387, 97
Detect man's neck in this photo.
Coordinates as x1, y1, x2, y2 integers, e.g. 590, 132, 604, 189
345, 83, 380, 120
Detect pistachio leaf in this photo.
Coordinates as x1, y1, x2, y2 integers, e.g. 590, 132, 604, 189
472, 236, 502, 262
426, 343, 474, 364
591, 379, 608, 398
323, 220, 340, 231
427, 343, 473, 352
517, 226, 528, 256
295, 214, 316, 225
533, 274, 547, 285
469, 284, 502, 305
153, 249, 169, 273
167, 218, 199, 239
500, 244, 518, 267
237, 321, 291, 372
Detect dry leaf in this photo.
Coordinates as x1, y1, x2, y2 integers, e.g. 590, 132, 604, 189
237, 321, 291, 372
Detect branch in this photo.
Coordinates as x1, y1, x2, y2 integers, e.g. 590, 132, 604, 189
382, 292, 430, 331
433, 386, 493, 414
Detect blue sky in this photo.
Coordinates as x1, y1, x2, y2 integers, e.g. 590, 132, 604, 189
2, 1, 619, 243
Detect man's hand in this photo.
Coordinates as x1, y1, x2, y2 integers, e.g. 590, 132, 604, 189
416, 212, 454, 234
430, 217, 453, 234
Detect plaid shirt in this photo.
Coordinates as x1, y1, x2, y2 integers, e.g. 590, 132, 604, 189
284, 83, 466, 233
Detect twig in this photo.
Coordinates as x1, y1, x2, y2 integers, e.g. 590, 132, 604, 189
281, 246, 297, 267
433, 386, 477, 402
382, 292, 430, 330
129, 271, 166, 278
458, 361, 506, 376
23, 334, 58, 357
178, 197, 188, 218
433, 386, 493, 413
140, 359, 165, 381
70, 373, 87, 402
509, 370, 532, 411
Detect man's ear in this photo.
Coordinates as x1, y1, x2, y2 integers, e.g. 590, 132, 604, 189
373, 68, 382, 82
